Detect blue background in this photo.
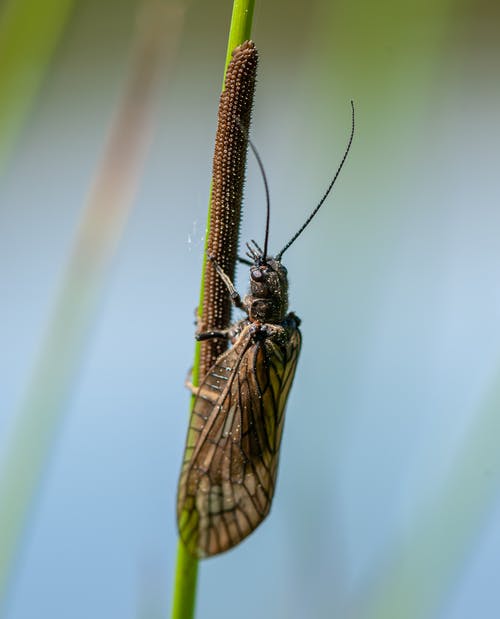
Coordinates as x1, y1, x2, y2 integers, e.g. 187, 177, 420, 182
1, 0, 500, 618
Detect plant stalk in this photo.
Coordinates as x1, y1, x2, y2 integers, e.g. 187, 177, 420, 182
170, 1, 255, 618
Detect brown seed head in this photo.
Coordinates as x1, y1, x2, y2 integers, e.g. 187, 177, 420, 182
200, 41, 258, 376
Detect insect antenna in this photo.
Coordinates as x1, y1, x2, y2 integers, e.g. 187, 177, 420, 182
276, 100, 355, 260
237, 118, 271, 263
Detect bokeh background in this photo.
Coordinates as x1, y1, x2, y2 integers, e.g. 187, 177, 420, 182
1, 0, 500, 618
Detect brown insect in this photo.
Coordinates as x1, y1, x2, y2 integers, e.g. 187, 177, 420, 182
177, 102, 355, 558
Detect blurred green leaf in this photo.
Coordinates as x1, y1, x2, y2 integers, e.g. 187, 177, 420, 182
0, 0, 76, 172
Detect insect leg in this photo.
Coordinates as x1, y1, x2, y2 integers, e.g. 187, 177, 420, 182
207, 255, 244, 310
237, 256, 253, 266
194, 304, 234, 337
196, 327, 233, 341
184, 367, 197, 395
184, 379, 218, 403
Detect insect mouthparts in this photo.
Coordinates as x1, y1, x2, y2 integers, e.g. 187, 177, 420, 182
245, 240, 266, 265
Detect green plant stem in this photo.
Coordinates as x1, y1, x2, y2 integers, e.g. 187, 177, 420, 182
171, 541, 199, 619
223, 0, 255, 78
170, 1, 255, 618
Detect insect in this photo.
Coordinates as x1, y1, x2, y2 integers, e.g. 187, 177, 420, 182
177, 101, 355, 558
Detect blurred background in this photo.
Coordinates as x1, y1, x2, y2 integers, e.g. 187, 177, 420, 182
1, 0, 500, 617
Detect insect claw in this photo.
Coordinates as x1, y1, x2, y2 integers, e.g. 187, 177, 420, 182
194, 313, 205, 333
185, 368, 197, 395
185, 380, 199, 396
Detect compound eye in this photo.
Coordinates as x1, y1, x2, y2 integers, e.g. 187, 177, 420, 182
251, 268, 263, 281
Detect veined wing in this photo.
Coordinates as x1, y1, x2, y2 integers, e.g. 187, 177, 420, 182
177, 321, 301, 558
